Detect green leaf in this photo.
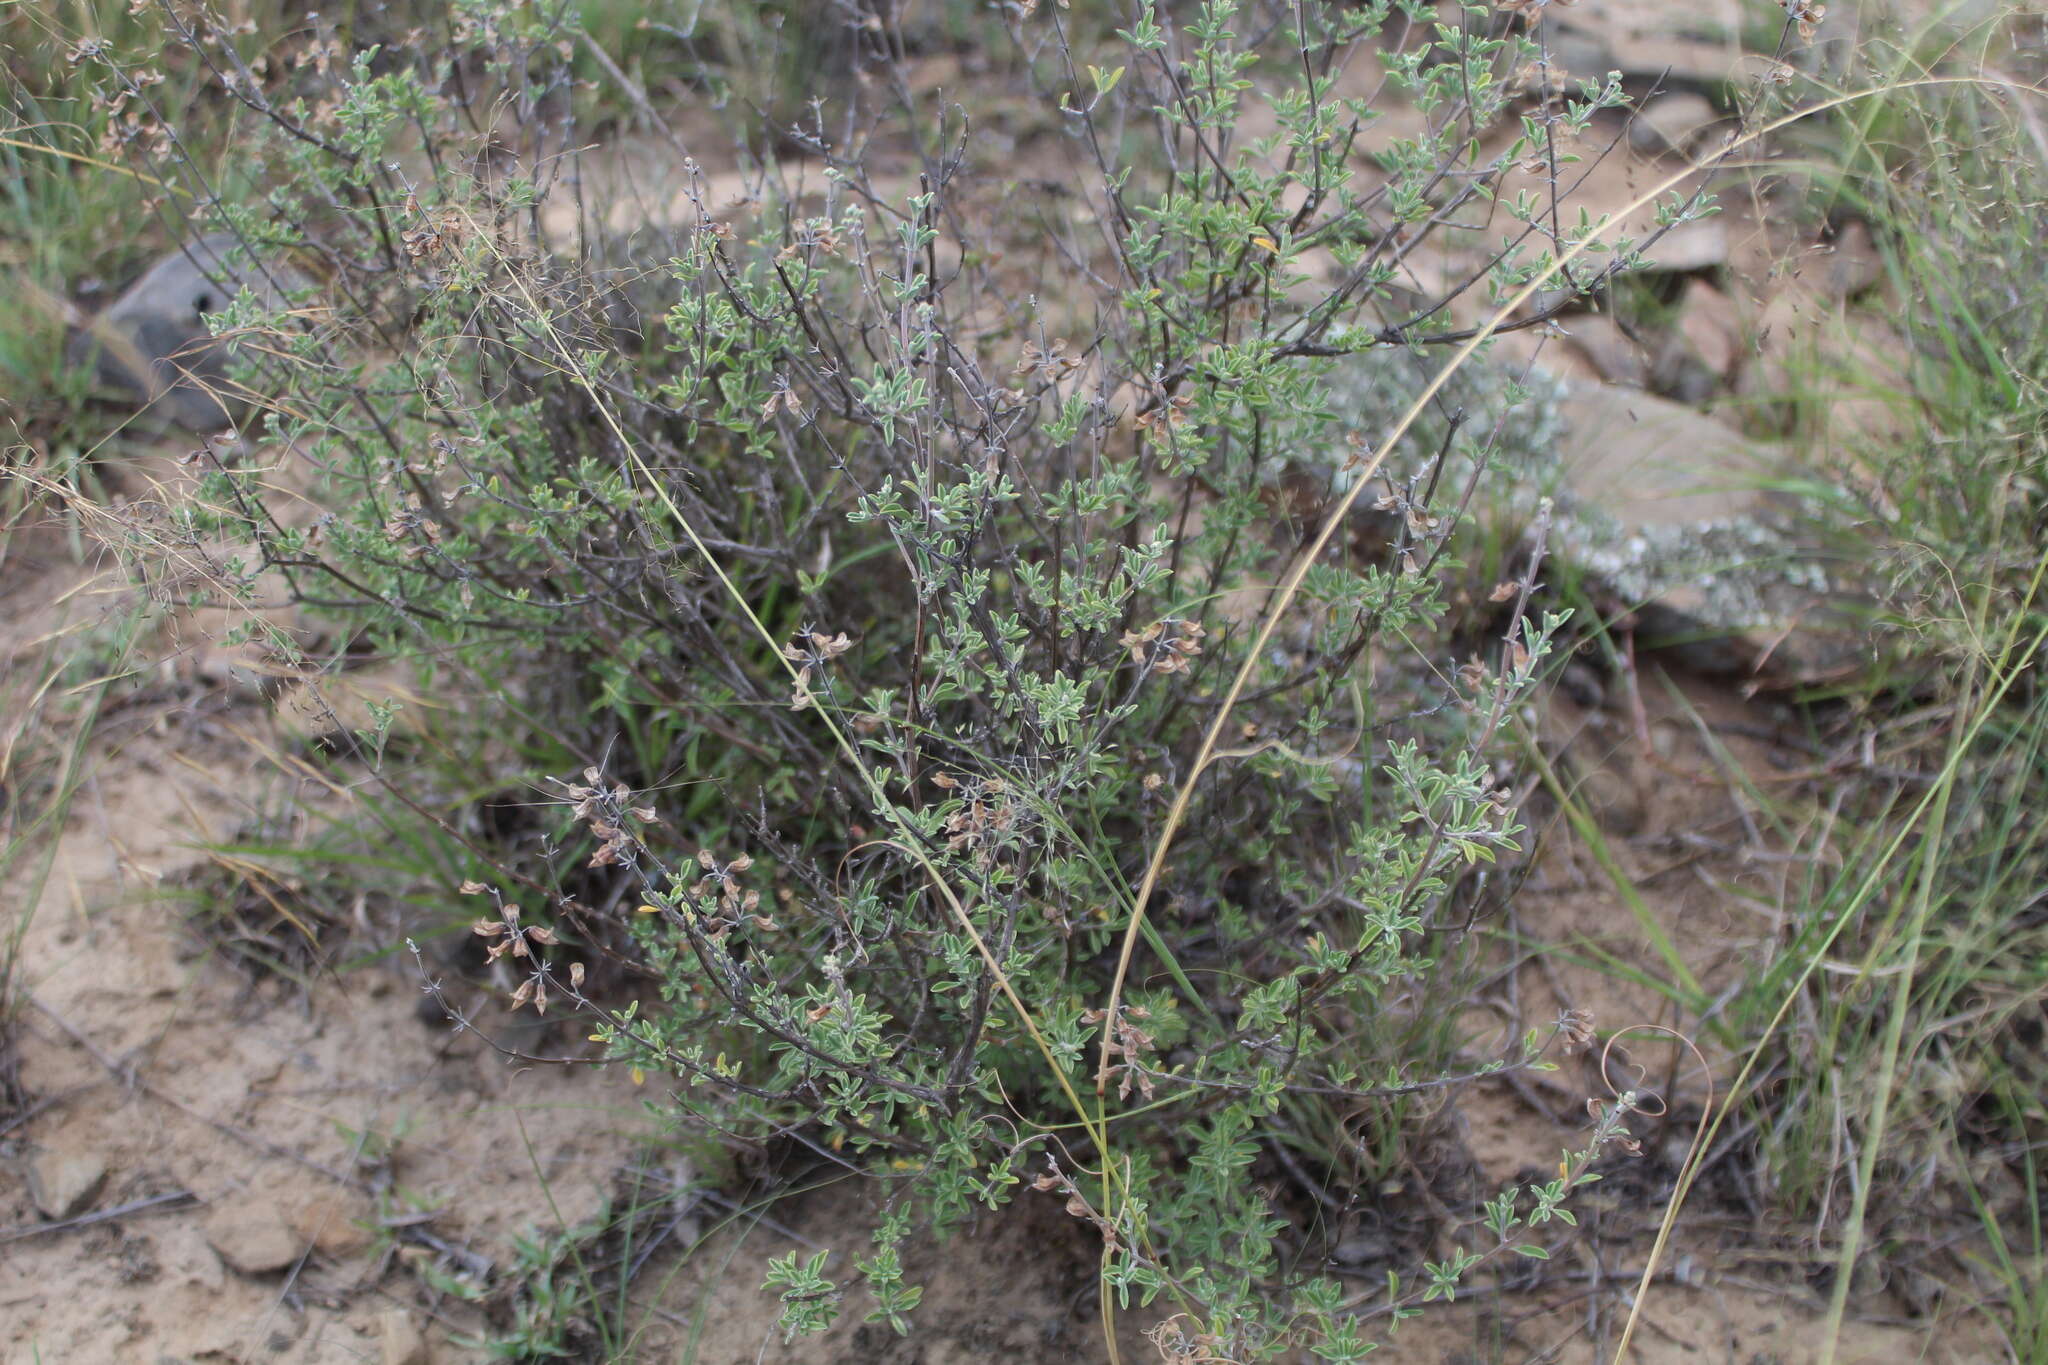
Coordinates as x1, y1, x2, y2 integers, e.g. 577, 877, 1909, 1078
1089, 64, 1126, 97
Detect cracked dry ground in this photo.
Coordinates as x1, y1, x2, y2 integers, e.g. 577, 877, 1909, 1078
2, 493, 637, 1362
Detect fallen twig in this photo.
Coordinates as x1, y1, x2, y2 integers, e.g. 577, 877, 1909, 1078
0, 1189, 196, 1244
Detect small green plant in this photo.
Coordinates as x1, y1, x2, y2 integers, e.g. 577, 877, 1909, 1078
762, 1248, 840, 1342
471, 1217, 616, 1360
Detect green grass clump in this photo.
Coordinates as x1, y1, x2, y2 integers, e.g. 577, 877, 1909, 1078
1552, 11, 2048, 1357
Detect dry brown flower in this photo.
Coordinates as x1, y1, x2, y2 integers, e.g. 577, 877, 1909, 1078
783, 628, 854, 710
1559, 1007, 1597, 1054
692, 850, 758, 910
759, 386, 804, 422
936, 774, 1019, 861
1785, 0, 1825, 41
1132, 392, 1194, 435
1015, 337, 1081, 381
558, 766, 647, 867
1122, 619, 1205, 676
1086, 1003, 1161, 1100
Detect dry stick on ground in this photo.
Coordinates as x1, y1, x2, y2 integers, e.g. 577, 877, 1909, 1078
0, 1081, 103, 1140
0, 1190, 197, 1245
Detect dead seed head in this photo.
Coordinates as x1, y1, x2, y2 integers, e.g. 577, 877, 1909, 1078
558, 766, 650, 867
691, 850, 762, 919
1559, 1007, 1597, 1054
783, 627, 853, 710
1015, 337, 1081, 381
1121, 618, 1206, 676
1784, 0, 1825, 41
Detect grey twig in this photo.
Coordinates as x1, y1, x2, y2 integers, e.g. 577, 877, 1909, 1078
0, 1190, 197, 1245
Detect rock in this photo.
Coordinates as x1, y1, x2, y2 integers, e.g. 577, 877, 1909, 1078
1539, 28, 1618, 86
1731, 283, 1818, 407
1634, 219, 1727, 274
1654, 348, 1719, 406
156, 1223, 226, 1290
1557, 659, 1608, 710
203, 1200, 303, 1276
1562, 385, 1774, 528
262, 1312, 307, 1353
1331, 1231, 1394, 1266
1609, 35, 1741, 87
1733, 284, 1911, 446
1577, 766, 1646, 836
377, 1308, 431, 1365
1674, 281, 1740, 377
1652, 280, 1741, 400
1547, 26, 1728, 89
1546, 0, 1747, 88
1563, 313, 1650, 388
1629, 92, 1721, 157
289, 1190, 376, 1258
1821, 219, 1884, 298
68, 233, 304, 433
1554, 384, 1865, 680
26, 1149, 108, 1221
1520, 331, 1604, 389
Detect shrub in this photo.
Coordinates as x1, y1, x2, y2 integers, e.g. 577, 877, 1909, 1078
65, 0, 1711, 1351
